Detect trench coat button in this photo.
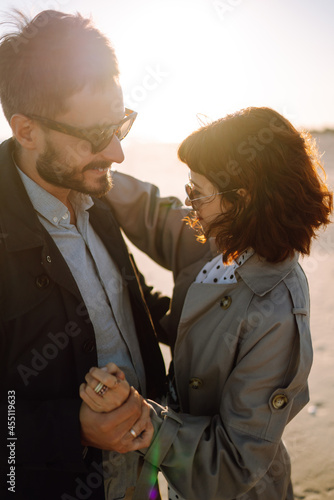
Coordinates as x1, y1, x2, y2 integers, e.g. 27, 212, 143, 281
220, 296, 232, 309
189, 377, 203, 389
35, 274, 50, 289
46, 255, 52, 263
82, 339, 96, 353
272, 394, 288, 409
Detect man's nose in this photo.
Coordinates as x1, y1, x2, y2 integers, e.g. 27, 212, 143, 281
100, 135, 124, 164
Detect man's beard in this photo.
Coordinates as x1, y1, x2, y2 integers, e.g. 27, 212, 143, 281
36, 140, 113, 197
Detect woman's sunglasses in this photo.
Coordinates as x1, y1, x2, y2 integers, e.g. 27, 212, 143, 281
185, 182, 238, 205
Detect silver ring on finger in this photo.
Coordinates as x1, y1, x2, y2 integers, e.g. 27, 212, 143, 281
130, 428, 137, 438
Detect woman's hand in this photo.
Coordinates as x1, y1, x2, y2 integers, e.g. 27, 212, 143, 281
79, 362, 131, 413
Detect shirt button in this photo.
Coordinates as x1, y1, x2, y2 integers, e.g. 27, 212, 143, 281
62, 213, 69, 220
272, 394, 288, 410
220, 296, 232, 309
82, 339, 96, 353
53, 216, 58, 223
35, 274, 50, 289
46, 255, 52, 263
189, 377, 203, 390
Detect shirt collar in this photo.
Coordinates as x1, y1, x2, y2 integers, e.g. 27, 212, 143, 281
15, 163, 93, 226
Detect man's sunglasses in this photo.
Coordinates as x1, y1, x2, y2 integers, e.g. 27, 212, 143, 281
26, 108, 137, 154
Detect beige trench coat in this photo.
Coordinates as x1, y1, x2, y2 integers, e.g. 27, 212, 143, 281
106, 172, 313, 500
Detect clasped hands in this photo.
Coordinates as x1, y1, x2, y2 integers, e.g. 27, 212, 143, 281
79, 363, 153, 453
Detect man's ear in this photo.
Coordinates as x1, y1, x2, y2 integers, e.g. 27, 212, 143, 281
10, 114, 39, 151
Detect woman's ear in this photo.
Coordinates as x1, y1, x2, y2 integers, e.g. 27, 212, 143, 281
10, 114, 39, 151
237, 188, 251, 205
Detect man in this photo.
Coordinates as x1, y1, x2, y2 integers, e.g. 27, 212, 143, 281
0, 10, 167, 500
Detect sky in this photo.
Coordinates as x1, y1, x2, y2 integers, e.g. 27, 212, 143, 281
0, 0, 333, 143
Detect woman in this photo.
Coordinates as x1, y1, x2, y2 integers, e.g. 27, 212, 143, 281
80, 107, 332, 500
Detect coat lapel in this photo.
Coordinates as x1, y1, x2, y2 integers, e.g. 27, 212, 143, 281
179, 281, 239, 327
0, 140, 84, 302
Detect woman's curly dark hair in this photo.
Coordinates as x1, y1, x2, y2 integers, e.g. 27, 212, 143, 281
178, 107, 333, 263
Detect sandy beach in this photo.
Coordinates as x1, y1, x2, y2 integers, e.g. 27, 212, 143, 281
118, 132, 334, 500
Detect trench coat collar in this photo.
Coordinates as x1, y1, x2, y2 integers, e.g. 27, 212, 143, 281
0, 139, 104, 254
0, 139, 47, 252
236, 252, 299, 296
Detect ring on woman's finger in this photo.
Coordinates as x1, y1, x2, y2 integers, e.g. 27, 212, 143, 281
129, 428, 137, 438
94, 382, 109, 397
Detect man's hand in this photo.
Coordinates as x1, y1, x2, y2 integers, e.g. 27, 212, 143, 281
80, 387, 154, 453
80, 363, 131, 413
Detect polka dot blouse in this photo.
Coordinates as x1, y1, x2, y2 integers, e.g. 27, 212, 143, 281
195, 249, 254, 285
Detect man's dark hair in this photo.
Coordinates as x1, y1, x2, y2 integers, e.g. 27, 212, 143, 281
0, 10, 119, 122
